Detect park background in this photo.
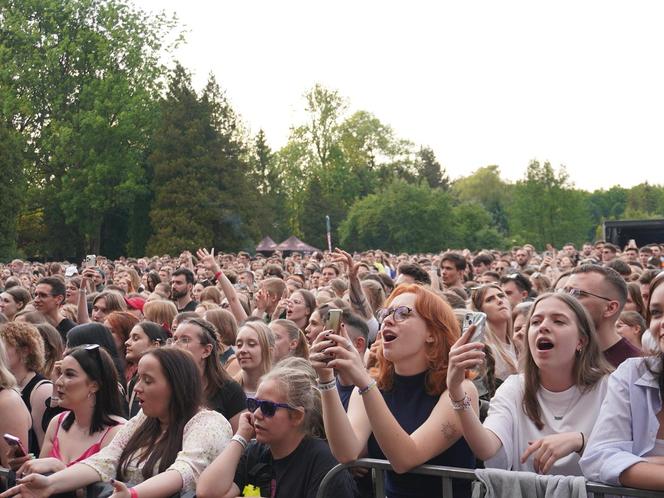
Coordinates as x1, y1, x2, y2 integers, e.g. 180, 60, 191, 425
2, 0, 664, 260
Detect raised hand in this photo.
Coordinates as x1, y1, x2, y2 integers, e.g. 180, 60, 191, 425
446, 324, 485, 398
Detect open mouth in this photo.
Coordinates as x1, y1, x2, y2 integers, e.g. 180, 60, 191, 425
536, 338, 555, 351
383, 331, 398, 343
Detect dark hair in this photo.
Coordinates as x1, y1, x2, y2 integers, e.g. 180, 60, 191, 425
62, 346, 124, 434
145, 271, 161, 293
500, 272, 532, 294
117, 348, 202, 481
37, 277, 66, 304
3, 287, 31, 311
66, 323, 125, 382
640, 269, 661, 286
626, 282, 646, 318
472, 253, 494, 268
397, 263, 431, 285
570, 264, 628, 306
137, 320, 171, 344
172, 268, 195, 285
441, 252, 467, 271
341, 310, 368, 341
606, 259, 631, 278
35, 323, 64, 377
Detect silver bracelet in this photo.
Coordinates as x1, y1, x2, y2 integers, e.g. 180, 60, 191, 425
450, 392, 472, 411
318, 379, 337, 392
231, 434, 248, 450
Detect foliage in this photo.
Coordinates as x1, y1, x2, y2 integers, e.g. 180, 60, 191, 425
0, 0, 178, 257
452, 165, 510, 233
508, 161, 593, 248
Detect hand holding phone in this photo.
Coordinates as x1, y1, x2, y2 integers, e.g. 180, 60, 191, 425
4, 433, 27, 457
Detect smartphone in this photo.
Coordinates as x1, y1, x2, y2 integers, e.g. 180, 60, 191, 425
85, 254, 96, 268
325, 309, 343, 334
463, 311, 487, 343
3, 433, 27, 457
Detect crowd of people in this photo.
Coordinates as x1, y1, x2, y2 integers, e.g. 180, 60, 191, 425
0, 239, 662, 497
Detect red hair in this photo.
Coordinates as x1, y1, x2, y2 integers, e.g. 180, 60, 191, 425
376, 284, 460, 396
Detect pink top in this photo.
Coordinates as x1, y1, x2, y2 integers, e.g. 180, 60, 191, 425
49, 411, 118, 466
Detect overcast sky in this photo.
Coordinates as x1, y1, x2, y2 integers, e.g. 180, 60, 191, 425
134, 0, 664, 191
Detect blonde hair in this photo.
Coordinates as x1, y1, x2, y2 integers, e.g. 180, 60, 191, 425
143, 300, 177, 328
200, 286, 222, 305
270, 319, 309, 359
234, 321, 274, 385
471, 284, 518, 377
195, 301, 219, 313
261, 363, 324, 438
360, 279, 386, 314
0, 340, 17, 389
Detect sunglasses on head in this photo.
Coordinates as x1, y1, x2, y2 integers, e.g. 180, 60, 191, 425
246, 397, 297, 417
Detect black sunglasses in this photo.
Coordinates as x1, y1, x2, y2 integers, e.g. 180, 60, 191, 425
247, 397, 297, 417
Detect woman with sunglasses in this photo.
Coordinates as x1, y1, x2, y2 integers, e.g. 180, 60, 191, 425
447, 293, 610, 475
197, 364, 356, 498
580, 272, 664, 489
169, 317, 246, 432
311, 284, 475, 498
11, 345, 125, 477
1, 348, 232, 498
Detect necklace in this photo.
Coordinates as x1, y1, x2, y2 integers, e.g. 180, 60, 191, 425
550, 387, 581, 421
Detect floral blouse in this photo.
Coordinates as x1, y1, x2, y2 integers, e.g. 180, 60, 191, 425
80, 409, 231, 491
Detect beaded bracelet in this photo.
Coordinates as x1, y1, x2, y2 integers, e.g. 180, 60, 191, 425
450, 392, 472, 411
358, 379, 377, 396
318, 379, 337, 392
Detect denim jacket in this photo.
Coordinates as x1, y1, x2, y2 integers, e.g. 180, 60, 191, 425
579, 357, 662, 486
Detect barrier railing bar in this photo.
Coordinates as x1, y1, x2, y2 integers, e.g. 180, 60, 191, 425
316, 458, 664, 498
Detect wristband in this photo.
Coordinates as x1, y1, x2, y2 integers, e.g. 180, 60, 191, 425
231, 434, 248, 450
450, 392, 472, 411
129, 488, 138, 498
358, 379, 377, 396
318, 379, 337, 392
214, 271, 223, 281
577, 432, 585, 454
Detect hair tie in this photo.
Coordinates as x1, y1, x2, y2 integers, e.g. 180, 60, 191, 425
161, 322, 172, 336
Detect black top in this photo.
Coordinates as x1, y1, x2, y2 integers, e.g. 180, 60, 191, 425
56, 318, 77, 342
207, 380, 246, 421
234, 437, 356, 498
21, 373, 51, 455
177, 300, 199, 313
336, 379, 355, 412
367, 371, 474, 498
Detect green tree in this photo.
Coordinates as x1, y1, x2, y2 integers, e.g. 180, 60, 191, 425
452, 165, 510, 233
339, 180, 455, 253
415, 146, 450, 190
508, 161, 592, 248
147, 66, 256, 254
0, 0, 177, 257
450, 202, 505, 251
625, 182, 664, 217
0, 118, 26, 258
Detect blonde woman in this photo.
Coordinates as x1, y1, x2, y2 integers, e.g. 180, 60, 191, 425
234, 321, 275, 397
0, 339, 31, 468
470, 284, 518, 383
143, 299, 178, 332
269, 319, 309, 363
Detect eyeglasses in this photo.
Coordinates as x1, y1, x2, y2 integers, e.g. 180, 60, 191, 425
166, 336, 196, 346
558, 287, 612, 302
246, 397, 297, 417
377, 306, 414, 324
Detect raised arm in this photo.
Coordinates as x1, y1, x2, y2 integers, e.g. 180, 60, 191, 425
446, 325, 503, 461
197, 248, 247, 323
331, 248, 372, 320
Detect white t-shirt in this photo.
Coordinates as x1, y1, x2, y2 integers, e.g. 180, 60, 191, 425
483, 374, 609, 475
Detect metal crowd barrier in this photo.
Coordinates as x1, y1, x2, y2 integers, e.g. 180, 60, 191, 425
315, 458, 664, 498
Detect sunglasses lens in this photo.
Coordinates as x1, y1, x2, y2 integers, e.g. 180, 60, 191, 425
261, 401, 276, 417
247, 398, 258, 412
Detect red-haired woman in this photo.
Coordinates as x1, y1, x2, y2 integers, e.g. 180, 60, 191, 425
312, 284, 476, 498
